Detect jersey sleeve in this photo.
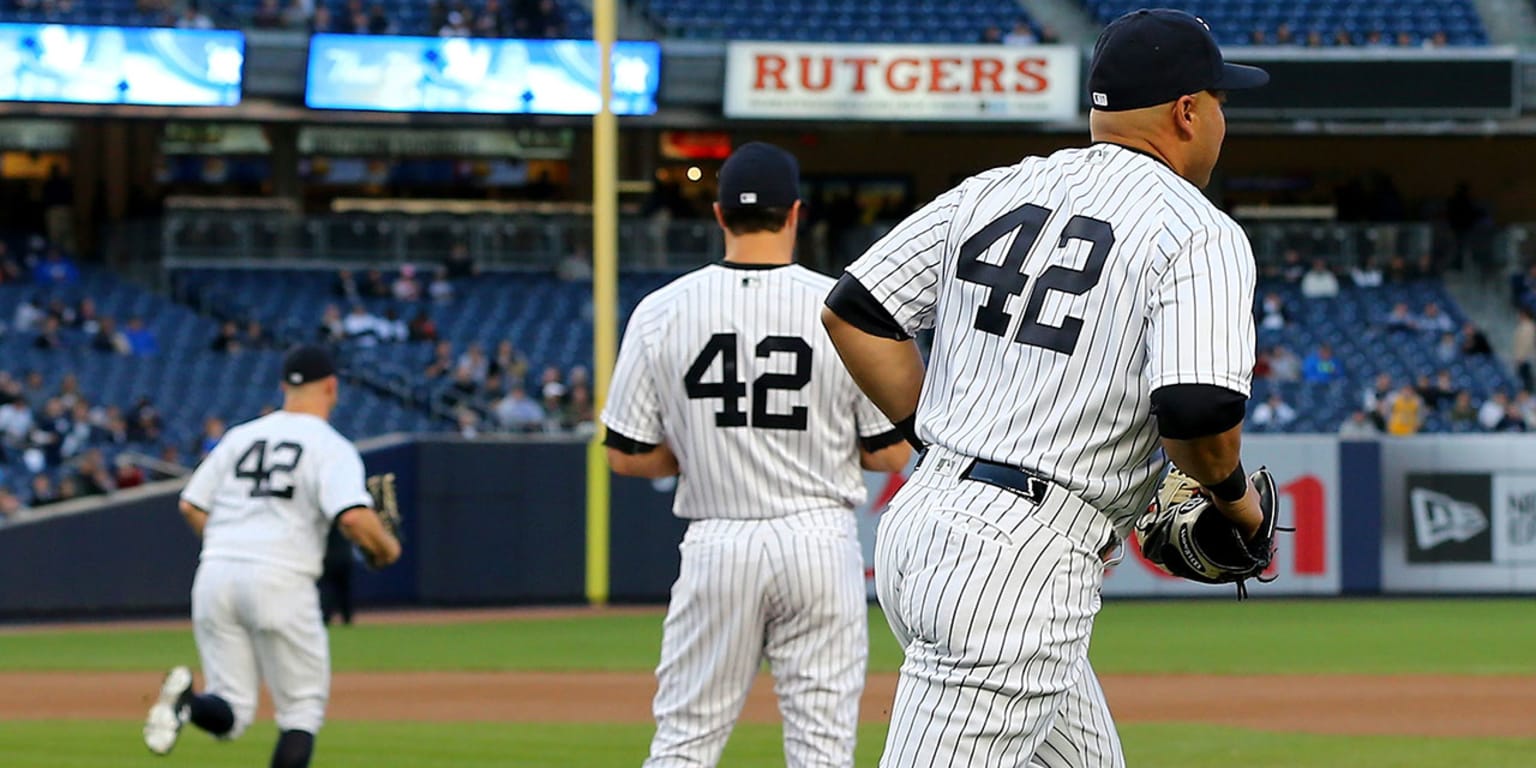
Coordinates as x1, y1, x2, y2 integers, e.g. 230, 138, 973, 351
601, 309, 665, 445
179, 438, 230, 511
318, 441, 372, 521
842, 184, 962, 336
1145, 223, 1257, 395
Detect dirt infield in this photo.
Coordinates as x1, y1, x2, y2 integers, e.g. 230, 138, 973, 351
7, 669, 1535, 738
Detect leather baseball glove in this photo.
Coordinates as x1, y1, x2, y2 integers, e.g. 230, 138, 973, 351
363, 472, 403, 569
1133, 465, 1280, 598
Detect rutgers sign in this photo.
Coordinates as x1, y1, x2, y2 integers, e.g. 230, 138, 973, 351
724, 42, 1081, 122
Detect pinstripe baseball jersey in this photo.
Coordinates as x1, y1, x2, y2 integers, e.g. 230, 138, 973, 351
603, 261, 895, 520
845, 142, 1256, 529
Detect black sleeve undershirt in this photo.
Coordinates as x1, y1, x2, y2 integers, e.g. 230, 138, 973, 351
1150, 383, 1248, 439
859, 428, 906, 452
824, 273, 911, 341
603, 428, 659, 455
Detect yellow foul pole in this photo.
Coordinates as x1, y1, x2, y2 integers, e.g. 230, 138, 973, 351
586, 0, 618, 606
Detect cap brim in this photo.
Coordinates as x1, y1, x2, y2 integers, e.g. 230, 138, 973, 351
1213, 62, 1269, 91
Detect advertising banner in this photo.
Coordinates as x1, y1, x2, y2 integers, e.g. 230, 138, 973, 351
1379, 437, 1536, 592
855, 436, 1341, 598
0, 23, 243, 106
724, 42, 1079, 122
305, 34, 660, 115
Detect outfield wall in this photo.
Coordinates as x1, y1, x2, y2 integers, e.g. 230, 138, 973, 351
0, 434, 1529, 617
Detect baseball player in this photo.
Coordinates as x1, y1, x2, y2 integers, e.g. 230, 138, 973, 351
604, 142, 912, 767
142, 345, 402, 768
822, 10, 1277, 766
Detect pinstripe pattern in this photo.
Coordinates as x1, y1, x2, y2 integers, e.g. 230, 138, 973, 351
846, 143, 1255, 531
604, 261, 892, 767
848, 144, 1257, 767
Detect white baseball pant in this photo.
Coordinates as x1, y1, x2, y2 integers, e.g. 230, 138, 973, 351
191, 559, 331, 738
874, 447, 1124, 767
645, 508, 868, 767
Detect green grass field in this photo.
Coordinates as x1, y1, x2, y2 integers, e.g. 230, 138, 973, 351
0, 599, 1533, 766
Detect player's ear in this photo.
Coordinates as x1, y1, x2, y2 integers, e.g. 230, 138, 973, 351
788, 200, 802, 230
1172, 95, 1198, 140
712, 202, 727, 232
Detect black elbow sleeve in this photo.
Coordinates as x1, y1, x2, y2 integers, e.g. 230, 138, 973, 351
603, 428, 659, 455
1151, 384, 1248, 439
824, 273, 910, 341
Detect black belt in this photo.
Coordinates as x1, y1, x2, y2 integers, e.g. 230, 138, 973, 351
917, 451, 1049, 504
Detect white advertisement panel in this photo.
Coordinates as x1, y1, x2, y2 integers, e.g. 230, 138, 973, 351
724, 42, 1081, 122
855, 436, 1341, 599
1490, 474, 1536, 564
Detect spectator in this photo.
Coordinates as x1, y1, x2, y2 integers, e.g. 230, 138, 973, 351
567, 365, 589, 390
1435, 332, 1458, 364
57, 375, 84, 411
346, 0, 370, 33
540, 388, 566, 431
1394, 31, 1414, 47
362, 269, 391, 298
1279, 249, 1306, 283
444, 241, 477, 279
493, 386, 545, 432
310, 4, 333, 32
1425, 31, 1448, 48
1383, 302, 1417, 333
473, 0, 505, 35
55, 476, 80, 504
114, 455, 145, 490
100, 406, 128, 445
243, 319, 270, 350
1495, 403, 1528, 432
124, 317, 158, 356
408, 309, 439, 342
1268, 345, 1302, 382
378, 307, 408, 343
363, 2, 394, 33
1338, 410, 1380, 438
29, 474, 59, 507
75, 298, 100, 335
1418, 302, 1454, 334
566, 384, 595, 435
456, 408, 480, 439
211, 321, 242, 353
1302, 344, 1342, 383
342, 305, 380, 346
440, 9, 472, 36
1419, 371, 1460, 410
1385, 256, 1412, 283
490, 340, 528, 384
1519, 392, 1536, 428
1478, 392, 1508, 431
392, 265, 422, 302
424, 341, 455, 380
1299, 259, 1339, 299
13, 294, 44, 332
253, 0, 284, 27
33, 249, 79, 286
1258, 292, 1287, 330
1251, 393, 1296, 429
1460, 322, 1492, 357
1364, 29, 1386, 46
0, 489, 23, 527
1513, 307, 1535, 392
1274, 22, 1294, 45
76, 450, 114, 497
449, 369, 478, 400
1305, 29, 1324, 47
1351, 257, 1383, 288
334, 269, 360, 302
1003, 20, 1037, 45
128, 396, 162, 443
32, 316, 63, 350
282, 0, 312, 28
427, 267, 454, 304
1386, 385, 1424, 435
979, 25, 1003, 43
456, 342, 490, 384
1449, 391, 1479, 428
319, 304, 346, 343
155, 445, 184, 478
176, 2, 214, 29
557, 248, 593, 281
46, 297, 76, 326
0, 396, 33, 447
1251, 347, 1271, 379
195, 417, 224, 458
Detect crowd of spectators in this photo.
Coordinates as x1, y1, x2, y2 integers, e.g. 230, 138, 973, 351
1246, 24, 1452, 48
978, 20, 1060, 45
249, 0, 573, 38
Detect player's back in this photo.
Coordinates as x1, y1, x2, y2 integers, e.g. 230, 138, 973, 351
911, 144, 1254, 526
623, 263, 873, 519
186, 411, 360, 577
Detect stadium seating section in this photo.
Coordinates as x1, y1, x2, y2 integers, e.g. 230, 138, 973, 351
637, 0, 1037, 42
0, 0, 595, 39
1085, 0, 1488, 46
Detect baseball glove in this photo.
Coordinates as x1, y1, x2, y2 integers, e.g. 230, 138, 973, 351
362, 472, 403, 569
1133, 465, 1280, 598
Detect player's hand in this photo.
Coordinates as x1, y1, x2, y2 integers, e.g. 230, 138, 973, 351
1211, 483, 1263, 541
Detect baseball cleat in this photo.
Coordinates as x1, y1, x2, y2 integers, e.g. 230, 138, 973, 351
143, 665, 193, 755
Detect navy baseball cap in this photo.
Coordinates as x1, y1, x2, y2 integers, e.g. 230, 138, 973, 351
282, 345, 337, 386
1089, 8, 1268, 112
717, 142, 800, 210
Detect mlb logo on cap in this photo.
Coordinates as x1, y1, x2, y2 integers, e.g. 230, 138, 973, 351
740, 192, 758, 205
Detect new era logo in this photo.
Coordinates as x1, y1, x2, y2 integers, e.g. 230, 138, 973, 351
1411, 488, 1488, 550
1092, 92, 1108, 107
